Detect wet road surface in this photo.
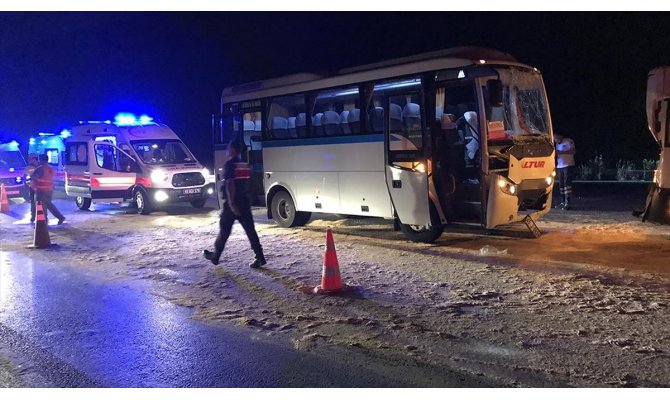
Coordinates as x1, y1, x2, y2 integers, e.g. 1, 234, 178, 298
0, 251, 487, 387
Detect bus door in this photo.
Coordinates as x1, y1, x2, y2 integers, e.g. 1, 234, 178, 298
383, 87, 431, 227
240, 108, 265, 206
434, 81, 483, 222
88, 141, 137, 200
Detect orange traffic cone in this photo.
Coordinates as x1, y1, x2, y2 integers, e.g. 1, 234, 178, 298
32, 201, 51, 249
313, 227, 343, 294
0, 183, 9, 213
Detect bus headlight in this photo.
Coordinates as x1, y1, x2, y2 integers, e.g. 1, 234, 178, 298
497, 177, 517, 196
150, 169, 169, 183
545, 176, 554, 186
413, 162, 426, 173
154, 190, 169, 202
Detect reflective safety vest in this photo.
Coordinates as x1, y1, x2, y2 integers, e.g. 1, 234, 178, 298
31, 164, 54, 192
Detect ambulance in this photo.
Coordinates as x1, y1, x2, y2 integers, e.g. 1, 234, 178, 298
28, 131, 68, 187
64, 113, 214, 214
0, 140, 29, 200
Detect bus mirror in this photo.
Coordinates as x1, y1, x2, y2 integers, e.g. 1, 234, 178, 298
487, 79, 503, 107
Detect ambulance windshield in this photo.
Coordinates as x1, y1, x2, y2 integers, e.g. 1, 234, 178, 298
131, 140, 195, 165
0, 150, 26, 169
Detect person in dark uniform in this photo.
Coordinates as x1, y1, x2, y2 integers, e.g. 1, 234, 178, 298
204, 140, 266, 268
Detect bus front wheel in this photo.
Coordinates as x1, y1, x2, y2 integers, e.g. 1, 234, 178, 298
399, 205, 443, 243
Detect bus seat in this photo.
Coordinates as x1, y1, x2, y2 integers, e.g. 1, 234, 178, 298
347, 108, 361, 133
287, 117, 297, 138
369, 107, 384, 133
402, 103, 421, 130
390, 103, 403, 132
243, 120, 255, 146
464, 111, 480, 160
270, 116, 288, 139
322, 111, 340, 136
340, 110, 351, 134
295, 113, 307, 137
457, 102, 476, 118
312, 113, 324, 136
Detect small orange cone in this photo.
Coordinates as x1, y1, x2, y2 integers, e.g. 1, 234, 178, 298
32, 201, 51, 249
314, 227, 343, 294
0, 184, 9, 213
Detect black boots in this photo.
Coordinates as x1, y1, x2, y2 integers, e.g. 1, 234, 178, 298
203, 250, 220, 266
204, 249, 266, 268
249, 255, 267, 269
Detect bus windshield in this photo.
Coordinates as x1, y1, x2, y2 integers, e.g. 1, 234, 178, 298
130, 139, 195, 165
0, 150, 26, 169
488, 68, 550, 138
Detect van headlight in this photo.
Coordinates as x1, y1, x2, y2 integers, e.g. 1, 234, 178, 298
150, 169, 169, 183
497, 177, 517, 196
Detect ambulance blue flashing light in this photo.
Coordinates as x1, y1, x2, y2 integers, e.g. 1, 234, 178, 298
60, 129, 71, 138
114, 113, 154, 126
29, 138, 36, 145
7, 140, 20, 150
41, 140, 47, 145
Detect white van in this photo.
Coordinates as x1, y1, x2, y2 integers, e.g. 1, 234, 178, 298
64, 115, 214, 214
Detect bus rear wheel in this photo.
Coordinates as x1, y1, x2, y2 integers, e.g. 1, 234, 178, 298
75, 196, 91, 210
399, 205, 443, 243
271, 191, 308, 228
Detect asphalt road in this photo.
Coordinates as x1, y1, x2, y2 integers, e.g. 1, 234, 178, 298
0, 251, 489, 387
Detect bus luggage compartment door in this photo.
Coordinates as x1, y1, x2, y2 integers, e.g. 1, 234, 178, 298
386, 165, 431, 226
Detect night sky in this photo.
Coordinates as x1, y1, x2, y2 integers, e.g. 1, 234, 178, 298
1, 12, 669, 168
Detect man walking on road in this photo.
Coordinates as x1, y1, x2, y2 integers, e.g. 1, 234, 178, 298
554, 133, 576, 210
31, 153, 65, 224
204, 140, 266, 268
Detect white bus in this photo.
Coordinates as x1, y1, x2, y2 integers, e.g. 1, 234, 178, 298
213, 47, 556, 242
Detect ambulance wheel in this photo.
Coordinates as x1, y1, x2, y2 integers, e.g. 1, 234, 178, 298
75, 196, 91, 210
134, 190, 152, 215
190, 199, 207, 208
399, 204, 443, 243
271, 191, 298, 228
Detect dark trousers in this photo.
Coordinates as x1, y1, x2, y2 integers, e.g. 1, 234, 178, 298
213, 201, 263, 261
29, 188, 36, 220
557, 166, 574, 204
35, 190, 64, 220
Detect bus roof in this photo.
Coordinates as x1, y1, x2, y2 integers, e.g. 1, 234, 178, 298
221, 46, 527, 104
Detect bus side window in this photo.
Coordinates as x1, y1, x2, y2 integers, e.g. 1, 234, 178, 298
313, 86, 360, 137
268, 94, 305, 139
389, 93, 423, 151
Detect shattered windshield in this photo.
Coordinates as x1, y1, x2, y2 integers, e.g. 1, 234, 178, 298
130, 139, 195, 165
487, 68, 550, 138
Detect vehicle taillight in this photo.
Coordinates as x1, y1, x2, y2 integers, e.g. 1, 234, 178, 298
135, 176, 152, 187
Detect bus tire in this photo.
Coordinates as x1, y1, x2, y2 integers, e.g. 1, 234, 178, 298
399, 205, 443, 243
294, 211, 312, 226
134, 190, 153, 215
190, 199, 207, 208
271, 191, 298, 228
75, 196, 91, 211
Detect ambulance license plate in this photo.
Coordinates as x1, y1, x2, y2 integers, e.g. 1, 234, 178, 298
182, 188, 201, 195
7, 190, 19, 195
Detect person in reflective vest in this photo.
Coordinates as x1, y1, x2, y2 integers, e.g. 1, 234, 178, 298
31, 154, 65, 224
23, 153, 38, 222
203, 140, 266, 268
